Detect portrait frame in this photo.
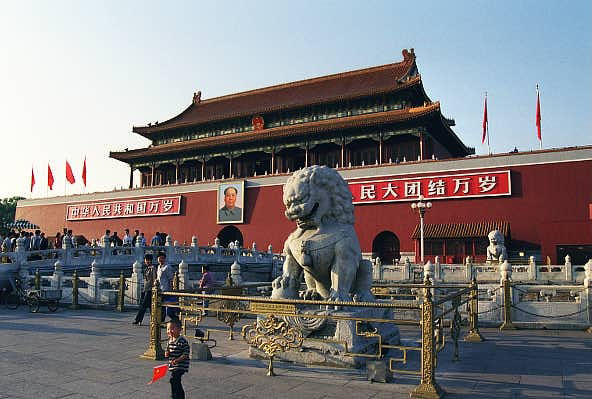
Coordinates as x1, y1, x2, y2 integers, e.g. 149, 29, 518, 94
217, 180, 245, 224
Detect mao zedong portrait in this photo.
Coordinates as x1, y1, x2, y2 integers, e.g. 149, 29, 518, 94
218, 186, 242, 222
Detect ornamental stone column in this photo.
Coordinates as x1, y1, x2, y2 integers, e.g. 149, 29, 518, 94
230, 261, 242, 286
528, 256, 537, 281
565, 255, 573, 282
178, 260, 189, 290
89, 260, 101, 306
52, 260, 63, 290
131, 260, 143, 304
15, 236, 28, 281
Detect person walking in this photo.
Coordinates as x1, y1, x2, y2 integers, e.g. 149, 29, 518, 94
132, 253, 156, 325
198, 265, 215, 316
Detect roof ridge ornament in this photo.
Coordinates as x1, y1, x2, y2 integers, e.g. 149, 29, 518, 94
193, 90, 202, 105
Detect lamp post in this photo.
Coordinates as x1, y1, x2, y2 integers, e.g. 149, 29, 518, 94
411, 195, 432, 264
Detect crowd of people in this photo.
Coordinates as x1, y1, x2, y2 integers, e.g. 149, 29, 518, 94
0, 227, 175, 253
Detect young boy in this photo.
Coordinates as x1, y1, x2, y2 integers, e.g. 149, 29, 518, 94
165, 319, 190, 399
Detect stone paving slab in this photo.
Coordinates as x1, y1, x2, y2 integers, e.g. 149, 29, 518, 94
0, 307, 591, 398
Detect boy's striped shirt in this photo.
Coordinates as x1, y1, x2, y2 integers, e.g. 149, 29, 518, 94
167, 335, 190, 372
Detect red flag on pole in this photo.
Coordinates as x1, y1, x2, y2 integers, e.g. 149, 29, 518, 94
82, 157, 87, 187
48, 164, 54, 190
30, 167, 35, 193
481, 95, 488, 144
65, 160, 76, 184
536, 85, 542, 142
147, 364, 168, 384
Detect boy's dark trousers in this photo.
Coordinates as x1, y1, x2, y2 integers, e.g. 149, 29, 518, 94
170, 369, 185, 399
133, 290, 151, 323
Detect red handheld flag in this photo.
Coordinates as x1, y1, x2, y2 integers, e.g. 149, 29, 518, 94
147, 364, 168, 385
65, 160, 76, 184
82, 157, 87, 187
536, 88, 541, 141
48, 164, 54, 190
30, 167, 35, 193
481, 95, 488, 144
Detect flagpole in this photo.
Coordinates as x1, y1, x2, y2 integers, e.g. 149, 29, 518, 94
537, 84, 542, 150
485, 92, 491, 155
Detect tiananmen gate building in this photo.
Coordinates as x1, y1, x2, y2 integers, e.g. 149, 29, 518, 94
15, 49, 592, 265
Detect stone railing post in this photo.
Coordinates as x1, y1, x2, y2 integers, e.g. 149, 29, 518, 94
165, 235, 175, 262
89, 260, 101, 305
410, 278, 444, 399
565, 255, 573, 282
499, 260, 515, 330
423, 260, 434, 283
191, 236, 199, 262
60, 235, 72, 268
15, 236, 28, 280
178, 260, 188, 290
465, 256, 473, 281
130, 260, 143, 304
141, 284, 164, 360
134, 239, 145, 264
52, 260, 63, 290
584, 260, 592, 334
465, 277, 484, 342
528, 256, 537, 281
231, 261, 242, 286
434, 256, 441, 281
404, 257, 412, 282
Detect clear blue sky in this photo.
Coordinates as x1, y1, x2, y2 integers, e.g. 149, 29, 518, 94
1, 0, 590, 199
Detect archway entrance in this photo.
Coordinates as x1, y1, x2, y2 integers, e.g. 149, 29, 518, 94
372, 231, 400, 264
217, 225, 243, 248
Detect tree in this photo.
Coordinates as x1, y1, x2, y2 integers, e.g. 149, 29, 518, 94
0, 196, 25, 236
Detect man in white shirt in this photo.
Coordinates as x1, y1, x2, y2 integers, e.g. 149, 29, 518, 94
122, 229, 133, 247
156, 252, 177, 321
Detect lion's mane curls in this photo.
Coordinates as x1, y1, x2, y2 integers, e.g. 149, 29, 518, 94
286, 165, 354, 225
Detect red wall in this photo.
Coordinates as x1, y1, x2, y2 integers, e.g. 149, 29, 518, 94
15, 160, 592, 263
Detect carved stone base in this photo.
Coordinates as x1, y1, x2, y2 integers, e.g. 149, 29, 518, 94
409, 381, 445, 399
249, 307, 400, 368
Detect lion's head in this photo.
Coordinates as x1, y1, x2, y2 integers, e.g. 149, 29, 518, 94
488, 230, 504, 246
283, 165, 354, 229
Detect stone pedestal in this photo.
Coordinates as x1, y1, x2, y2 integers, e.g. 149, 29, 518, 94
249, 306, 400, 368
191, 342, 212, 361
130, 260, 142, 304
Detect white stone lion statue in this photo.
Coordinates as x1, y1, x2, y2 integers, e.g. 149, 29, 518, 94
271, 165, 374, 303
486, 230, 508, 263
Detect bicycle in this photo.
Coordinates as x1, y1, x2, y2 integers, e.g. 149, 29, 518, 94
5, 277, 47, 313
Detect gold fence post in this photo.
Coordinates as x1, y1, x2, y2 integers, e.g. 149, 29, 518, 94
173, 271, 179, 291
141, 284, 164, 360
465, 277, 484, 342
116, 270, 125, 312
35, 268, 41, 290
410, 278, 445, 399
499, 278, 516, 330
71, 269, 79, 310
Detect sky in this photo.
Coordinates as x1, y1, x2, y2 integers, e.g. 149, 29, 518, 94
1, 0, 590, 200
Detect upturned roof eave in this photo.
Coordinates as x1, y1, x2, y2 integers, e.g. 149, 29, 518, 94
133, 51, 419, 136
112, 103, 441, 163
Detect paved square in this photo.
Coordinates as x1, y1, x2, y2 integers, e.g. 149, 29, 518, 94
0, 307, 590, 398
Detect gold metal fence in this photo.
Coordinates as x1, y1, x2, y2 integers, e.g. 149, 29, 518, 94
141, 278, 483, 399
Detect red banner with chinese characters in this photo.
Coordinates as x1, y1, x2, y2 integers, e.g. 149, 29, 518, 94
66, 196, 181, 220
350, 171, 511, 204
